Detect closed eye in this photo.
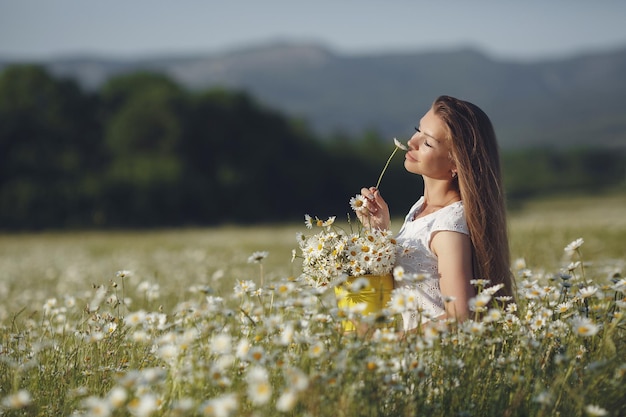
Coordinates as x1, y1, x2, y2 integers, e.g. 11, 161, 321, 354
414, 127, 433, 147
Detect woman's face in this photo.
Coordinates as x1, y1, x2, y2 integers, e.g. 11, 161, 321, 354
404, 108, 456, 180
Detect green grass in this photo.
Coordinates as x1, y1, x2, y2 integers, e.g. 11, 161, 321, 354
508, 193, 626, 270
0, 194, 624, 416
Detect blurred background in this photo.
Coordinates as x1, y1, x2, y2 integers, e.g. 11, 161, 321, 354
1, 0, 625, 230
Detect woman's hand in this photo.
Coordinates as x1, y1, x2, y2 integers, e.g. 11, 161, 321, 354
356, 187, 391, 230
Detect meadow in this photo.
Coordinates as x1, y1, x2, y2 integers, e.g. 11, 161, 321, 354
0, 193, 624, 416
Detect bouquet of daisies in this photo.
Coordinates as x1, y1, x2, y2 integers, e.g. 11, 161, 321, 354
295, 215, 397, 288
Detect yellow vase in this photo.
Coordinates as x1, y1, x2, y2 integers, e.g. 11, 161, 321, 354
334, 273, 394, 333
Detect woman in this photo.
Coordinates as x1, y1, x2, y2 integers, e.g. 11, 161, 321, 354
357, 95, 515, 331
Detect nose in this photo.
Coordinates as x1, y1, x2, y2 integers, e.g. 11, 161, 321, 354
408, 134, 419, 150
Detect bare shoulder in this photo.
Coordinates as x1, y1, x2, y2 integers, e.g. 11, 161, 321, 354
430, 230, 471, 258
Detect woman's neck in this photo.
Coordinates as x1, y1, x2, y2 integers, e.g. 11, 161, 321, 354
422, 178, 460, 207
413, 179, 460, 220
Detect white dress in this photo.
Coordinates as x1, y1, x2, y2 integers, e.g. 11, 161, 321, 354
394, 196, 469, 330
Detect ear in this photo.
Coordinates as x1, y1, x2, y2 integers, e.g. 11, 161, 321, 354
449, 160, 458, 179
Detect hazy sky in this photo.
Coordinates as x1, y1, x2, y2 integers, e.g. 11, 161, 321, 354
1, 0, 625, 61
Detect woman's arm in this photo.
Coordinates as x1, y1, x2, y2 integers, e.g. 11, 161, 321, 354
431, 230, 475, 321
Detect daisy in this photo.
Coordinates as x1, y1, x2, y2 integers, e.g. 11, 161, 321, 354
246, 366, 272, 405
322, 216, 336, 228
513, 258, 527, 270
276, 281, 295, 296
145, 283, 160, 302
611, 277, 626, 292
200, 394, 238, 417
304, 214, 313, 229
576, 344, 588, 360
247, 251, 269, 264
530, 315, 546, 331
88, 331, 105, 343
308, 341, 325, 358
483, 283, 505, 296
555, 302, 573, 314
43, 298, 57, 315
585, 404, 608, 416
567, 261, 581, 271
388, 291, 407, 314
64, 295, 77, 308
130, 330, 150, 343
483, 308, 502, 323
422, 325, 440, 341
127, 394, 159, 417
103, 322, 117, 335
234, 280, 256, 296
466, 321, 486, 335
2, 390, 32, 409
116, 270, 132, 279
571, 317, 600, 337
210, 333, 232, 355
276, 390, 298, 412
170, 398, 195, 415
533, 391, 553, 406
284, 367, 309, 392
82, 396, 112, 417
469, 293, 492, 312
564, 237, 584, 253
523, 286, 545, 300
107, 387, 127, 409
579, 286, 598, 299
145, 312, 167, 330
235, 338, 251, 359
157, 344, 179, 363
277, 323, 295, 346
124, 310, 147, 328
349, 194, 368, 213
248, 346, 266, 363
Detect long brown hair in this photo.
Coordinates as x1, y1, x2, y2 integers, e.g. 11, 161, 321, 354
432, 95, 515, 300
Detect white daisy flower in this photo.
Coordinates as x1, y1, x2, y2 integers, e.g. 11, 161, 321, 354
393, 266, 405, 282
82, 396, 112, 417
127, 393, 159, 417
246, 366, 272, 405
199, 393, 238, 417
585, 404, 608, 416
210, 333, 232, 355
247, 251, 269, 264
2, 390, 32, 409
393, 137, 409, 151
349, 194, 368, 213
304, 214, 313, 228
571, 316, 600, 337
124, 310, 147, 327
579, 286, 598, 299
276, 390, 298, 412
564, 237, 584, 252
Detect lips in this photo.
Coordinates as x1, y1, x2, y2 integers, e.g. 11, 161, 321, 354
405, 152, 417, 162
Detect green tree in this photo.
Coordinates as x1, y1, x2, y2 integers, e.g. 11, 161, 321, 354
0, 65, 102, 229
181, 88, 330, 224
98, 72, 188, 226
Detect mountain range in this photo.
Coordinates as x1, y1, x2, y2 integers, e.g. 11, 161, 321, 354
2, 42, 626, 149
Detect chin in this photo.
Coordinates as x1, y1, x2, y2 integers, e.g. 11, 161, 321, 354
404, 161, 419, 174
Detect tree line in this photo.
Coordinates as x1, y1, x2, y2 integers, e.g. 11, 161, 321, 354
0, 65, 623, 230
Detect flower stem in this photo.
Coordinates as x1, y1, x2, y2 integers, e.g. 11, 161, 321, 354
375, 147, 399, 190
